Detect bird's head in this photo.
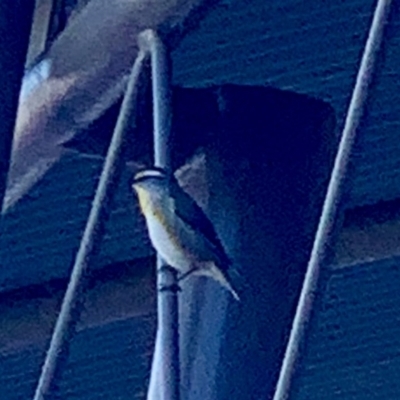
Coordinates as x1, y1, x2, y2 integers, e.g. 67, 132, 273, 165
132, 167, 173, 215
132, 166, 171, 197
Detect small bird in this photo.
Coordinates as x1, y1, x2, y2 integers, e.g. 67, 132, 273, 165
132, 167, 239, 300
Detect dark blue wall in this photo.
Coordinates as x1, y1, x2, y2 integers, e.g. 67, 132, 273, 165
0, 315, 155, 399
293, 257, 400, 400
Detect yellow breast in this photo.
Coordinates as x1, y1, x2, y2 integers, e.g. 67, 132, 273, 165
134, 187, 171, 231
134, 187, 185, 253
135, 187, 153, 215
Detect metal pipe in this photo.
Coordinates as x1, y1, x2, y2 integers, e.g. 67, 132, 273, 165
272, 1, 393, 399
32, 51, 147, 400
141, 30, 180, 400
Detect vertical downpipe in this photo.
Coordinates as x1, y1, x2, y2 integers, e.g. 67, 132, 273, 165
141, 30, 180, 400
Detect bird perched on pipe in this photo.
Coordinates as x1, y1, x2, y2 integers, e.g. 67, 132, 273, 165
132, 167, 239, 300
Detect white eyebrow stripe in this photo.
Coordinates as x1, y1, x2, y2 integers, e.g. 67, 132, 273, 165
134, 170, 166, 180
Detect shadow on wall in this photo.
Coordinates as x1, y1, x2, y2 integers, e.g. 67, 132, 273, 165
176, 85, 337, 400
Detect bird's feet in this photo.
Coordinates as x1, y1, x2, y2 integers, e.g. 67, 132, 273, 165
158, 284, 181, 293
158, 265, 181, 293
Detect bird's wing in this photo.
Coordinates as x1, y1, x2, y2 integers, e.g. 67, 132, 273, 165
169, 178, 232, 267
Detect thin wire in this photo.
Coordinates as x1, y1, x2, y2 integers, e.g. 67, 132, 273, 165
33, 50, 147, 400
272, 1, 393, 399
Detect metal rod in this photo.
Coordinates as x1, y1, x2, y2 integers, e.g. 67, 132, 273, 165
138, 29, 173, 169
140, 30, 180, 400
25, 0, 54, 67
33, 51, 147, 400
272, 1, 393, 399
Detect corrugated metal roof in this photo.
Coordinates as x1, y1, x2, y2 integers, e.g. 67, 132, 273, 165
0, 314, 156, 399
0, 153, 152, 292
174, 0, 400, 208
292, 257, 400, 399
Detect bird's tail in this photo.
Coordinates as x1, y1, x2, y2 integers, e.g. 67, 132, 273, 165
209, 264, 240, 301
